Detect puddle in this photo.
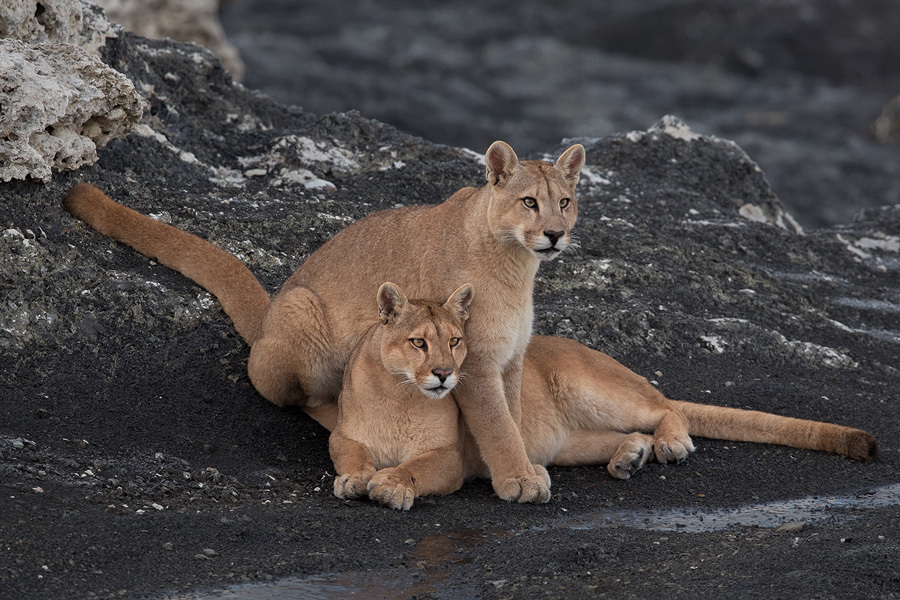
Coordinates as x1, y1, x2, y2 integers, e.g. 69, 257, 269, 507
173, 572, 418, 600
561, 483, 900, 533
168, 484, 900, 599
170, 529, 489, 600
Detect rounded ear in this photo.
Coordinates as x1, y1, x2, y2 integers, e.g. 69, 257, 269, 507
555, 144, 585, 186
377, 282, 407, 324
444, 283, 474, 323
485, 141, 520, 186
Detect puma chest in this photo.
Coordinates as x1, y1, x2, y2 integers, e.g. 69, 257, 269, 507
466, 297, 534, 366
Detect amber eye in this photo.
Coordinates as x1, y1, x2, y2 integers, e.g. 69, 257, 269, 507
410, 338, 426, 349
449, 337, 461, 348
559, 197, 570, 209
522, 197, 537, 209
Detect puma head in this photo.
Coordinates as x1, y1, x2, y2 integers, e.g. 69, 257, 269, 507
376, 282, 473, 399
485, 141, 586, 261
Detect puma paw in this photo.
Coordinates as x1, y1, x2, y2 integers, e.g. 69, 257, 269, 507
608, 434, 653, 480
654, 434, 695, 464
367, 468, 416, 511
333, 472, 371, 500
494, 474, 552, 504
532, 464, 552, 489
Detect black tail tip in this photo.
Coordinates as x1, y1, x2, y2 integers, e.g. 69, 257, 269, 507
848, 430, 878, 462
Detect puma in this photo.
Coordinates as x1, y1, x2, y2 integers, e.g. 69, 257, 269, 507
331, 283, 877, 511
64, 140, 586, 503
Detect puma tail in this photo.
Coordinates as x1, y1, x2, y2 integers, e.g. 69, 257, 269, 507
64, 183, 270, 344
672, 400, 878, 462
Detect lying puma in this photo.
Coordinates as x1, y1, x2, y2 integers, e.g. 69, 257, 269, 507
64, 141, 585, 503
332, 283, 877, 510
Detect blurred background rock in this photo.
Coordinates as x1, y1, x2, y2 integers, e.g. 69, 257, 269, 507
214, 0, 900, 229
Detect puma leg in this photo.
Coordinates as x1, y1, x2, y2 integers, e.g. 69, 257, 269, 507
551, 430, 653, 479
248, 286, 342, 408
607, 433, 654, 480
303, 403, 338, 432
455, 370, 551, 504
652, 409, 695, 463
367, 446, 465, 511
329, 431, 377, 500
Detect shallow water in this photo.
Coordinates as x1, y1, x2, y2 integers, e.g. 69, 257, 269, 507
562, 482, 900, 533
172, 483, 900, 599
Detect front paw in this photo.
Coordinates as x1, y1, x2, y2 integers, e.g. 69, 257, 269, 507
367, 468, 416, 511
494, 473, 551, 504
333, 472, 371, 500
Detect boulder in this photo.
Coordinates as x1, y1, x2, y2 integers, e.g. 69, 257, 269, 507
0, 1, 142, 182
0, 38, 143, 182
0, 0, 115, 51
92, 0, 245, 79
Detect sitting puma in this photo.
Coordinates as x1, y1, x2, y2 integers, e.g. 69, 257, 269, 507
64, 141, 586, 504
332, 284, 877, 510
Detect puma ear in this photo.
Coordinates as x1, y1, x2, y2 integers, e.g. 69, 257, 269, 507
485, 141, 520, 186
555, 143, 586, 186
377, 282, 407, 324
444, 283, 474, 323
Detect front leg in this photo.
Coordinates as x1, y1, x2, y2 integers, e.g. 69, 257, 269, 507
329, 430, 377, 500
501, 351, 525, 425
454, 369, 551, 503
367, 446, 465, 511
503, 354, 551, 490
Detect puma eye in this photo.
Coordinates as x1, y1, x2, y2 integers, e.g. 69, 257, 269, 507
559, 197, 570, 209
449, 337, 461, 348
522, 197, 537, 209
410, 338, 426, 349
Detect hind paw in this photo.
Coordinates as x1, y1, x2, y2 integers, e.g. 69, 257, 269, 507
608, 434, 654, 480
654, 434, 695, 464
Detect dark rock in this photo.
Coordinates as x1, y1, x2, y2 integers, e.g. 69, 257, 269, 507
221, 0, 900, 229
0, 23, 897, 600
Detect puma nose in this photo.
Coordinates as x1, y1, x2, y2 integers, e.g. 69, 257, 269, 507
544, 230, 564, 245
432, 368, 453, 383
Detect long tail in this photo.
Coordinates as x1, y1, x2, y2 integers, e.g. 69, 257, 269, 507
671, 400, 877, 462
64, 183, 270, 344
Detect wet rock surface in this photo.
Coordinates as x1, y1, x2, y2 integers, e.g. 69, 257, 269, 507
221, 0, 900, 230
1, 22, 898, 600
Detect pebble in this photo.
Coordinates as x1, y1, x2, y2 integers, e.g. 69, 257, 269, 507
162, 542, 174, 551
202, 548, 218, 557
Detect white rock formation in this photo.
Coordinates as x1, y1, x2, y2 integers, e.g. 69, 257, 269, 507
0, 0, 116, 53
0, 38, 143, 182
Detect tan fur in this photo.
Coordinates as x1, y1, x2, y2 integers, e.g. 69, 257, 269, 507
330, 283, 472, 510
63, 141, 586, 503
519, 336, 877, 480
331, 294, 877, 509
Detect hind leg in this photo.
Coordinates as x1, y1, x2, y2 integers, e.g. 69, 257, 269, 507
652, 409, 695, 463
551, 430, 654, 480
248, 286, 343, 411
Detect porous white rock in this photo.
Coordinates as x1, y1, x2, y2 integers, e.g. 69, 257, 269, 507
0, 0, 116, 53
0, 38, 143, 182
